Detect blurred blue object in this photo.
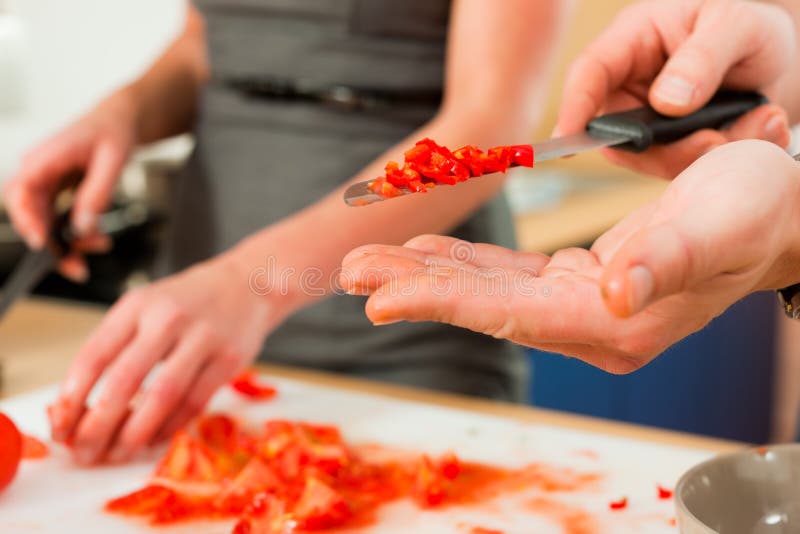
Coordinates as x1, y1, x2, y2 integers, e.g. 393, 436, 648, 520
528, 291, 776, 443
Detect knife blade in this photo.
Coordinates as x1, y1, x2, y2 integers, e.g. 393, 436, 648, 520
0, 212, 72, 320
344, 90, 766, 207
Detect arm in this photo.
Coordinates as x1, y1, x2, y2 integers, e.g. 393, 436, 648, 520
230, 0, 571, 316
4, 3, 208, 266
50, 0, 572, 464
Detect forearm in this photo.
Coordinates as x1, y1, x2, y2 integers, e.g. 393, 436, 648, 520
116, 5, 209, 144
228, 110, 537, 318
224, 0, 567, 322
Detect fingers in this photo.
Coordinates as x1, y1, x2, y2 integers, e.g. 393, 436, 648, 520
650, 2, 795, 116
71, 140, 128, 236
70, 302, 185, 464
108, 325, 214, 463
402, 234, 550, 270
50, 294, 141, 443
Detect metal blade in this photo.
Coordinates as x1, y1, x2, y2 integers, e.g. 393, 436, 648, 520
343, 131, 632, 206
343, 181, 392, 207
0, 249, 57, 319
532, 131, 629, 162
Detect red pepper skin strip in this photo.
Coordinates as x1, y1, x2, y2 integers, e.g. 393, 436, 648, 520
657, 485, 673, 500
230, 371, 278, 401
609, 497, 628, 510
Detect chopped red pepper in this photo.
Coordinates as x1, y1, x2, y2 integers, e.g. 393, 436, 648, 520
657, 484, 673, 500
107, 416, 601, 533
368, 138, 534, 198
21, 434, 49, 460
230, 371, 278, 401
609, 496, 628, 510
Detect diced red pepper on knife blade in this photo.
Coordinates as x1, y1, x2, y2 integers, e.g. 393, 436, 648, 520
368, 138, 534, 198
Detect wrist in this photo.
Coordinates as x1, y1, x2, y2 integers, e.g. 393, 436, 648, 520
218, 242, 300, 332
772, 155, 800, 289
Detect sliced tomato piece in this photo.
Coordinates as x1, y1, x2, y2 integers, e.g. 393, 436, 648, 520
21, 434, 49, 460
230, 371, 278, 401
154, 431, 222, 484
412, 455, 446, 508
293, 477, 351, 530
198, 414, 239, 453
218, 458, 282, 514
0, 413, 22, 494
105, 485, 178, 516
439, 452, 462, 480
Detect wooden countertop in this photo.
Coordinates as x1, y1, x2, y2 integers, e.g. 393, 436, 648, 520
0, 298, 741, 454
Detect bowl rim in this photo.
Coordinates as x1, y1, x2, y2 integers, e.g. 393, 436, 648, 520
674, 443, 800, 533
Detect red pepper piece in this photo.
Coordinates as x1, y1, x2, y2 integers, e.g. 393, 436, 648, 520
609, 496, 628, 510
509, 144, 534, 168
657, 485, 673, 500
21, 434, 49, 460
230, 371, 278, 401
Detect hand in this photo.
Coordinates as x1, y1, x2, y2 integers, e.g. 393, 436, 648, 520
47, 253, 280, 465
342, 141, 800, 373
3, 90, 139, 281
554, 0, 795, 178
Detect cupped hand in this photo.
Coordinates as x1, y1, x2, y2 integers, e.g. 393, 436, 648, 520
47, 254, 278, 465
3, 91, 139, 281
554, 0, 795, 178
342, 141, 800, 374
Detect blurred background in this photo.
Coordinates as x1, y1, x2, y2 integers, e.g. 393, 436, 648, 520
0, 0, 794, 445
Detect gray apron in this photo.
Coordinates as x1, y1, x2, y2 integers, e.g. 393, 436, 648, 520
158, 0, 529, 402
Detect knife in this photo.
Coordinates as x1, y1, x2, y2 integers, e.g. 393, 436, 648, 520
343, 90, 767, 206
0, 211, 73, 320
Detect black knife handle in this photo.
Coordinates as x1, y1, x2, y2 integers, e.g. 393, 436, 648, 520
48, 210, 74, 257
587, 90, 767, 153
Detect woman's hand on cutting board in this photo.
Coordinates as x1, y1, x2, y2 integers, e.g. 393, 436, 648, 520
554, 0, 795, 178
342, 141, 800, 373
47, 254, 278, 465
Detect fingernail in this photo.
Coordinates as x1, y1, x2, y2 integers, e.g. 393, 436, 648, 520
372, 318, 401, 326
764, 114, 787, 144
627, 265, 655, 314
654, 75, 695, 107
73, 212, 96, 237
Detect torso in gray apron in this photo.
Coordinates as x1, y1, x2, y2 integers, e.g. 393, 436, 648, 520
159, 0, 529, 401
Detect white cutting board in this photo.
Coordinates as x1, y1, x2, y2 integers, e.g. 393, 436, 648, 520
0, 377, 716, 534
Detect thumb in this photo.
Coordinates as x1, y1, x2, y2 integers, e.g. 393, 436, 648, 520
601, 224, 698, 317
649, 19, 764, 116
